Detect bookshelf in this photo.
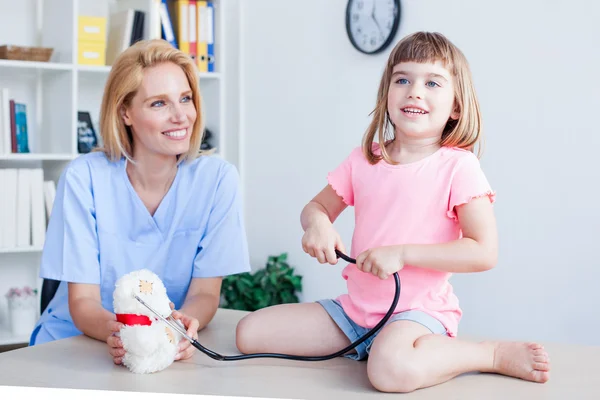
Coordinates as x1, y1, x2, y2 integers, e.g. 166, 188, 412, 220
0, 0, 231, 346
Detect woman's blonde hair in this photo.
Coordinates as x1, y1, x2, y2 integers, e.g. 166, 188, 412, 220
97, 39, 205, 163
362, 31, 483, 164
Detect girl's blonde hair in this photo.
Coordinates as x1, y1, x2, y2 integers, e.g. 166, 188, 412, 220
97, 39, 206, 163
362, 31, 483, 164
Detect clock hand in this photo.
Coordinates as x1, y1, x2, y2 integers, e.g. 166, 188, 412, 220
371, 0, 384, 36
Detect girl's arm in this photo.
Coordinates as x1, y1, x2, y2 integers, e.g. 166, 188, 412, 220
300, 184, 347, 229
403, 196, 498, 273
300, 184, 349, 264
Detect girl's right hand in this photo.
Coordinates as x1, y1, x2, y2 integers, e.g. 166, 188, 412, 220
302, 222, 347, 265
107, 319, 125, 365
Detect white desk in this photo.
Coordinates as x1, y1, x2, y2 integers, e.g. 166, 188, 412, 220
0, 308, 598, 399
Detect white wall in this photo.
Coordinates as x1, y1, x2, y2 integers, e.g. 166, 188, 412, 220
239, 0, 600, 346
221, 0, 241, 170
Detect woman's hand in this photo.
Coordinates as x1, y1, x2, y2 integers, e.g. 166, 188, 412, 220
170, 308, 200, 361
356, 245, 405, 280
106, 319, 125, 365
302, 222, 347, 265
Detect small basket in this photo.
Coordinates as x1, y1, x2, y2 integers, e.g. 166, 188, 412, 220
0, 45, 53, 62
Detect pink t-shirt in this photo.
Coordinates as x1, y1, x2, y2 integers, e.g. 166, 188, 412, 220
327, 144, 495, 337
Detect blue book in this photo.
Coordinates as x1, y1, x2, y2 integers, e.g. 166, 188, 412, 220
159, 0, 177, 49
207, 1, 215, 72
14, 103, 29, 153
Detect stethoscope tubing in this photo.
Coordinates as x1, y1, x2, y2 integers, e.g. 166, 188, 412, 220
189, 249, 401, 361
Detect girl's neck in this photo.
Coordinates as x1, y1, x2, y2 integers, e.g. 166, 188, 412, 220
126, 154, 178, 193
385, 136, 441, 165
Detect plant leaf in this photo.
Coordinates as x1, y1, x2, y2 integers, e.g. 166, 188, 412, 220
220, 253, 303, 311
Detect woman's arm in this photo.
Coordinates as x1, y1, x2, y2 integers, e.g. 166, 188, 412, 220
68, 283, 120, 342
179, 277, 222, 330
403, 196, 498, 273
169, 277, 222, 361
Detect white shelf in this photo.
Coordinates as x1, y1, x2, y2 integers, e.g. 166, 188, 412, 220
200, 72, 221, 80
76, 64, 111, 73
0, 61, 221, 78
0, 327, 29, 346
75, 64, 221, 80
0, 153, 76, 161
0, 59, 72, 71
0, 60, 222, 81
0, 247, 43, 254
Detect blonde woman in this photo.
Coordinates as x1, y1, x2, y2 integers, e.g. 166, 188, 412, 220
29, 40, 250, 365
236, 32, 550, 392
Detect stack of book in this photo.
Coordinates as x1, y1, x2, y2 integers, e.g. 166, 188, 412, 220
0, 88, 29, 155
103, 0, 216, 72
0, 168, 56, 250
105, 9, 147, 65
163, 0, 216, 73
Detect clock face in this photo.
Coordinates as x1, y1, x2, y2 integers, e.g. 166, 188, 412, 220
346, 0, 401, 54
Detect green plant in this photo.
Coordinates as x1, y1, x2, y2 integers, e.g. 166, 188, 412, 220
220, 253, 303, 311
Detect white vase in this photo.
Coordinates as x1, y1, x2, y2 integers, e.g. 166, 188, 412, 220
7, 296, 37, 337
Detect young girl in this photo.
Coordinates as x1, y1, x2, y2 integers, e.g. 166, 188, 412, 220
235, 32, 550, 393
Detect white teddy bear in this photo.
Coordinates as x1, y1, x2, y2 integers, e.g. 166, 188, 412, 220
113, 269, 184, 374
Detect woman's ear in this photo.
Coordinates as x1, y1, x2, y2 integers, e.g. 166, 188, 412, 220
121, 105, 132, 126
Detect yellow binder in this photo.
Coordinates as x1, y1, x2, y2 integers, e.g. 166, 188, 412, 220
196, 1, 208, 72
169, 0, 189, 55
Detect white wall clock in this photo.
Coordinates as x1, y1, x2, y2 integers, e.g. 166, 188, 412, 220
346, 0, 401, 55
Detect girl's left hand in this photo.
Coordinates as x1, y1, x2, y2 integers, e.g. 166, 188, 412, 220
356, 246, 405, 280
169, 303, 200, 361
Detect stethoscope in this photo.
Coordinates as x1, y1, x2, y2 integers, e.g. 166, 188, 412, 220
135, 250, 401, 361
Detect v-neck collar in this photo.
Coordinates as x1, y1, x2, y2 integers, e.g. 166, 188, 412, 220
121, 157, 182, 240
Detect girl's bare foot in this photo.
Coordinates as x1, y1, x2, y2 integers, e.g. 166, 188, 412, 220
490, 341, 550, 383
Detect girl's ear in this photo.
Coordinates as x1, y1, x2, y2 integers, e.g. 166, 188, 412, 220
450, 103, 460, 121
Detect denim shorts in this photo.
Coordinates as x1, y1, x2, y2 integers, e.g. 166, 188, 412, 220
316, 299, 448, 360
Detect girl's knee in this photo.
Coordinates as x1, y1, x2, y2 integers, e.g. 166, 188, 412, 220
367, 354, 424, 393
235, 313, 258, 354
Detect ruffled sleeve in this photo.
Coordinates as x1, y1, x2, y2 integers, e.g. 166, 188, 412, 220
327, 148, 359, 206
447, 153, 496, 221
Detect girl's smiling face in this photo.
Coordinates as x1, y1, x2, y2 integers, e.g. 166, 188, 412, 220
387, 61, 459, 141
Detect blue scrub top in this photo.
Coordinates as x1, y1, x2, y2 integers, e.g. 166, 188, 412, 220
30, 152, 251, 345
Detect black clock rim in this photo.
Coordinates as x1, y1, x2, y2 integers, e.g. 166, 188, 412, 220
345, 0, 402, 55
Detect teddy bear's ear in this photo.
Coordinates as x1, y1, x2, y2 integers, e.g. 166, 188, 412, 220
138, 279, 154, 295
165, 327, 175, 344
